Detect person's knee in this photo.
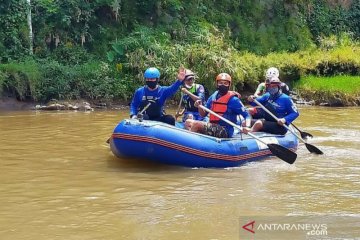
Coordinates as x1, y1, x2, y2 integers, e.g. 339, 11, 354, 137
251, 120, 263, 132
184, 119, 194, 130
191, 121, 205, 132
142, 114, 150, 120
278, 126, 288, 135
163, 115, 175, 125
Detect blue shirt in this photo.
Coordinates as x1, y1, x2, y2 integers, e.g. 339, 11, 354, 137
251, 93, 299, 124
130, 80, 182, 116
206, 91, 250, 137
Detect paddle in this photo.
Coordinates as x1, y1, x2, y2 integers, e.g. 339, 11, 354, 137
249, 106, 313, 139
181, 87, 201, 101
175, 93, 184, 121
253, 99, 323, 155
106, 102, 152, 144
291, 123, 313, 139
198, 105, 297, 164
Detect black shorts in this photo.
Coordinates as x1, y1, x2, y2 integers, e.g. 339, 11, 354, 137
202, 123, 228, 138
261, 120, 287, 135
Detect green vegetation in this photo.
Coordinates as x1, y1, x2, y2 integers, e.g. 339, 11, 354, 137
0, 0, 359, 104
0, 59, 131, 102
293, 75, 360, 106
295, 76, 360, 94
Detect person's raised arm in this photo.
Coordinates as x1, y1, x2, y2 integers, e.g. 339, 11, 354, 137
161, 67, 186, 99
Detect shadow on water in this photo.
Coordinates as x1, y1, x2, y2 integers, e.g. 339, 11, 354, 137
106, 154, 191, 173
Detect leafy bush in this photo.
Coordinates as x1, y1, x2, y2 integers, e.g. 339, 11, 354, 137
52, 44, 93, 65
0, 58, 41, 100
0, 59, 130, 102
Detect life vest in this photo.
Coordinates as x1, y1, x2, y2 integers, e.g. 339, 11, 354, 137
182, 84, 201, 112
209, 91, 238, 124
140, 88, 162, 119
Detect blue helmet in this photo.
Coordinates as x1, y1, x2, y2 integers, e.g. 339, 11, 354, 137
144, 67, 160, 79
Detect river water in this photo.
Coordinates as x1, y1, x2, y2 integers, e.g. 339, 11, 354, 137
0, 107, 359, 240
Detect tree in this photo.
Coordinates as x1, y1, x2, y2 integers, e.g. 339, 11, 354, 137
26, 0, 33, 55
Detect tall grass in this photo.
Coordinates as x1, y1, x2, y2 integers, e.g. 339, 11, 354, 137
294, 75, 360, 94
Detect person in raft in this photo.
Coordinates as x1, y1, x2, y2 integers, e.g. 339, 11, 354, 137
250, 67, 290, 119
184, 73, 251, 138
244, 76, 299, 135
175, 69, 206, 122
254, 67, 290, 97
129, 67, 186, 125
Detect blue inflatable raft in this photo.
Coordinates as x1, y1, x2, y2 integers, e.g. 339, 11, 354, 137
109, 119, 298, 168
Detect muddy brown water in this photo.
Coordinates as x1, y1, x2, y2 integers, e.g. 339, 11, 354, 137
0, 107, 359, 239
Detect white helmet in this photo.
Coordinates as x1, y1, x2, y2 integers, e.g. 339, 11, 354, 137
266, 67, 280, 79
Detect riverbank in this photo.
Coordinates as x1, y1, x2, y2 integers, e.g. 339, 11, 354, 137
0, 96, 34, 111
1, 91, 359, 112
294, 90, 360, 106
0, 96, 129, 111
2, 74, 360, 111
293, 75, 360, 106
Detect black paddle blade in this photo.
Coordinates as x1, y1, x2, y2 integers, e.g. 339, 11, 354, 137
291, 124, 314, 139
300, 131, 313, 139
268, 144, 297, 164
305, 143, 323, 155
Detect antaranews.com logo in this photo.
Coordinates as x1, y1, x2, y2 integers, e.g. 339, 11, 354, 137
242, 220, 327, 236
239, 216, 359, 240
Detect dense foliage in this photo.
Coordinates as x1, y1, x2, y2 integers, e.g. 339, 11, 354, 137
0, 0, 359, 102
